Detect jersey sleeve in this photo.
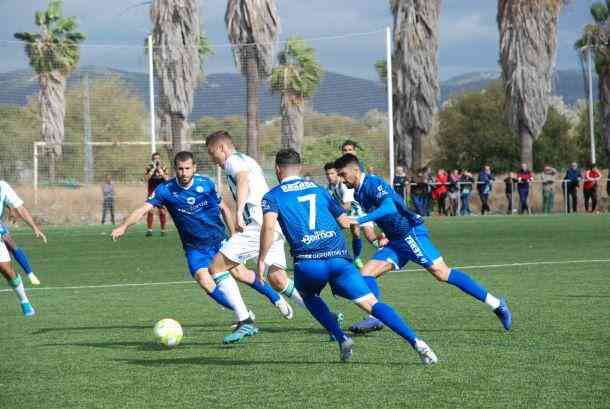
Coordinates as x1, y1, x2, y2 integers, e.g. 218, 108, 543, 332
224, 154, 249, 178
261, 191, 279, 214
146, 184, 167, 207
1, 182, 24, 208
322, 188, 346, 219
368, 177, 392, 207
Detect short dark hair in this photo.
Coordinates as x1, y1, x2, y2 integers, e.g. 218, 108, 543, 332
275, 148, 301, 166
334, 153, 360, 170
341, 139, 360, 151
151, 152, 160, 160
174, 151, 194, 167
206, 130, 233, 147
324, 161, 336, 171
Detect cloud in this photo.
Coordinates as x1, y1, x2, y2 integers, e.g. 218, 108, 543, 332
441, 13, 497, 44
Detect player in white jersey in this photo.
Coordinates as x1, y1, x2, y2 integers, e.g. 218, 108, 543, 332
0, 181, 47, 317
205, 131, 307, 314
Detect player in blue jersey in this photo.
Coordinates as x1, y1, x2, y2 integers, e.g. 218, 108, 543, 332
112, 151, 288, 344
258, 149, 438, 364
334, 154, 512, 334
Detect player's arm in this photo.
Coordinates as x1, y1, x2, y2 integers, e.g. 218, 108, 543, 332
355, 197, 397, 225
219, 200, 236, 236
144, 166, 152, 182
234, 170, 250, 232
13, 205, 46, 243
257, 211, 277, 282
112, 203, 154, 241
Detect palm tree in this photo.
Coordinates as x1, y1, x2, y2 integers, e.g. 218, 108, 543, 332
497, 0, 565, 168
150, 0, 200, 155
390, 0, 441, 170
14, 0, 85, 182
575, 1, 610, 168
226, 0, 279, 160
271, 38, 323, 153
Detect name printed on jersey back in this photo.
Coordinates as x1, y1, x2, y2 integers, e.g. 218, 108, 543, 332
280, 181, 317, 193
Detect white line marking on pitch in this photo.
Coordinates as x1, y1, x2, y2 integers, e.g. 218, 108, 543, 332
1, 258, 609, 294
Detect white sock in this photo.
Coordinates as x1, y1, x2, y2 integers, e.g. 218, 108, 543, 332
10, 275, 29, 303
212, 272, 250, 321
280, 279, 306, 309
485, 293, 501, 310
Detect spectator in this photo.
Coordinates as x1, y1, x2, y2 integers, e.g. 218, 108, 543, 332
504, 172, 517, 214
422, 166, 434, 216
144, 152, 169, 237
459, 170, 474, 216
410, 170, 428, 216
607, 172, 610, 212
447, 169, 460, 216
516, 163, 533, 214
541, 165, 558, 214
564, 162, 582, 213
432, 168, 448, 215
393, 165, 407, 201
101, 174, 115, 225
367, 166, 377, 175
477, 165, 495, 215
583, 164, 602, 213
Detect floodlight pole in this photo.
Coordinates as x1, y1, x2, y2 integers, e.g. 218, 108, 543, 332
148, 34, 157, 154
386, 26, 395, 183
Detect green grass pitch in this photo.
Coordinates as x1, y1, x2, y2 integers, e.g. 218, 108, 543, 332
1, 214, 609, 409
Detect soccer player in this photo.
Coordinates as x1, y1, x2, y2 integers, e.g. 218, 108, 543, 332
334, 154, 512, 334
205, 131, 306, 315
258, 149, 438, 364
0, 180, 47, 316
112, 151, 287, 344
340, 140, 377, 268
144, 152, 169, 236
0, 222, 41, 285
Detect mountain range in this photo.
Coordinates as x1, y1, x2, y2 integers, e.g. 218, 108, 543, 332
0, 66, 595, 121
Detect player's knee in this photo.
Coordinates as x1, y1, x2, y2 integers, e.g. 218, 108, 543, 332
267, 271, 286, 291
428, 263, 449, 282
356, 295, 378, 314
194, 271, 214, 293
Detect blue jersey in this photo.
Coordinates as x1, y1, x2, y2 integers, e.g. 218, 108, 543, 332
262, 176, 350, 261
355, 173, 426, 240
147, 175, 227, 250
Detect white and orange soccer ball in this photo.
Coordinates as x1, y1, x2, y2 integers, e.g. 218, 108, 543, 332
153, 318, 183, 348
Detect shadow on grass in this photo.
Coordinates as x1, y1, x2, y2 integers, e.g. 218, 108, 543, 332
40, 340, 219, 351
32, 323, 235, 335
114, 356, 414, 367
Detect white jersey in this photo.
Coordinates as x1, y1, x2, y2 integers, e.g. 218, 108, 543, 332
224, 152, 270, 226
0, 181, 24, 219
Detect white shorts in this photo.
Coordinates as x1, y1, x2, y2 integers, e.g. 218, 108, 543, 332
0, 241, 11, 263
219, 223, 287, 270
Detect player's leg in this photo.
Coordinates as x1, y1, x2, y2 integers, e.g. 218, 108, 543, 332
145, 209, 154, 236
2, 232, 39, 285
209, 251, 258, 343
159, 208, 167, 236
294, 259, 352, 361
330, 258, 437, 364
267, 266, 305, 309
0, 242, 35, 317
350, 224, 364, 268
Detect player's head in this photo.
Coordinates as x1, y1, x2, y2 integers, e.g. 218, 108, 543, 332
324, 162, 339, 184
341, 139, 360, 155
274, 148, 301, 182
206, 130, 235, 168
174, 151, 196, 186
334, 154, 362, 189
151, 152, 161, 163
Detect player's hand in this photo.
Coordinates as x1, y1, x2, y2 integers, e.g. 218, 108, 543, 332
348, 216, 359, 226
111, 226, 126, 241
34, 229, 47, 244
256, 258, 266, 283
377, 233, 389, 248
235, 216, 246, 233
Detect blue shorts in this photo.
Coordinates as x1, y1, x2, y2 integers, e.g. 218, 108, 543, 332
0, 223, 8, 237
185, 243, 222, 278
294, 257, 372, 302
372, 228, 442, 269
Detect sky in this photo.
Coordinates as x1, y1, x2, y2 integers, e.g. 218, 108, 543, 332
0, 0, 596, 80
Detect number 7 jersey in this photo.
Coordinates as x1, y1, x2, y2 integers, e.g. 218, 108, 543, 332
262, 176, 351, 261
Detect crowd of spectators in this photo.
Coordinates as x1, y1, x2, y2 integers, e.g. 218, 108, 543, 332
391, 162, 609, 216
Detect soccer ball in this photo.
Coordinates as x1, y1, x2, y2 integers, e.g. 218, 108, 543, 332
153, 318, 183, 348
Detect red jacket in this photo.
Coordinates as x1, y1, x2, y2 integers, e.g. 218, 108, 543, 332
432, 173, 448, 200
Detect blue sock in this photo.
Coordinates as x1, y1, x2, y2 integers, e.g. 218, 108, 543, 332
352, 237, 363, 259
209, 286, 234, 310
303, 295, 347, 343
248, 279, 281, 304
447, 269, 487, 302
11, 248, 33, 274
371, 302, 417, 347
363, 276, 382, 300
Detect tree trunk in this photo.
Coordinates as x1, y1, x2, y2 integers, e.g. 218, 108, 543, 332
393, 92, 413, 169
599, 71, 610, 169
520, 127, 534, 169
412, 128, 424, 170
245, 56, 260, 160
171, 113, 190, 156
39, 70, 67, 183
280, 95, 304, 153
